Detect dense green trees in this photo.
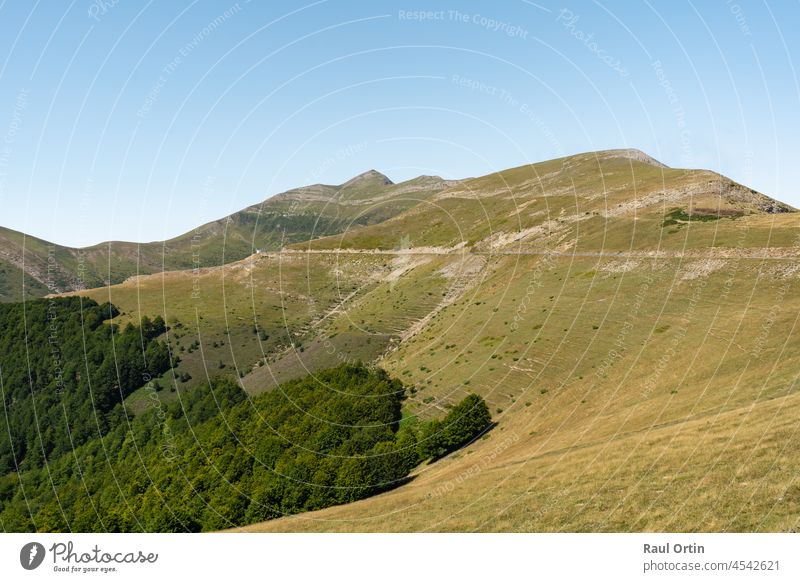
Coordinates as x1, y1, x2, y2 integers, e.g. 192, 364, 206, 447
0, 297, 172, 474
2, 366, 408, 530
0, 300, 492, 532
417, 394, 492, 460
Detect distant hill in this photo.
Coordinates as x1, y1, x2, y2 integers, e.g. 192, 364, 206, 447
0, 171, 452, 301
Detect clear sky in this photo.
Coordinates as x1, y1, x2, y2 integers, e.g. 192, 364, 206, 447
0, 0, 798, 247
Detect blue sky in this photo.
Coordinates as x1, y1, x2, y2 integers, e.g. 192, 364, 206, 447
0, 0, 798, 247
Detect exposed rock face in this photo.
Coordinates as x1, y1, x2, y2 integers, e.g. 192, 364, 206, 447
710, 178, 794, 213
598, 148, 670, 168
760, 201, 791, 214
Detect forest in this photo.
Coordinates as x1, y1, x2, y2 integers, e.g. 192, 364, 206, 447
0, 299, 491, 531
0, 297, 171, 474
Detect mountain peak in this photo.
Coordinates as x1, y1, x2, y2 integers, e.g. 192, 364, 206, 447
340, 170, 394, 189
598, 148, 669, 168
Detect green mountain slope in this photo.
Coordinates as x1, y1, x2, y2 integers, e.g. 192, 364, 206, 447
296, 149, 794, 252
0, 258, 49, 302
0, 171, 451, 300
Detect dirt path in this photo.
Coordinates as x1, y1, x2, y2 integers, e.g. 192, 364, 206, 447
276, 248, 800, 261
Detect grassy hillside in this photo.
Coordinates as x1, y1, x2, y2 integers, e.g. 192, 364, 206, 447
77, 252, 395, 407
295, 150, 794, 253
76, 247, 492, 407
237, 250, 800, 532
67, 149, 800, 531
0, 258, 49, 302
0, 171, 450, 300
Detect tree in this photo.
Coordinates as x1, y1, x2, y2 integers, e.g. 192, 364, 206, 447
394, 425, 421, 475
441, 394, 492, 451
417, 419, 447, 460
0, 359, 491, 532
335, 457, 370, 504
145, 342, 170, 376
417, 394, 492, 461
367, 441, 403, 491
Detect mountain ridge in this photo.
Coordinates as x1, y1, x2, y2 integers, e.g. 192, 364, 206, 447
0, 171, 451, 301
0, 149, 793, 302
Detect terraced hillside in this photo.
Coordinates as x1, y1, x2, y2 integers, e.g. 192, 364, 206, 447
0, 171, 450, 299
73, 149, 800, 531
